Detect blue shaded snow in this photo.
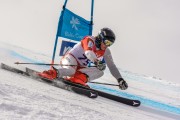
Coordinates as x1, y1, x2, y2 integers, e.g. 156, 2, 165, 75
10, 51, 43, 63
10, 51, 50, 69
89, 84, 180, 115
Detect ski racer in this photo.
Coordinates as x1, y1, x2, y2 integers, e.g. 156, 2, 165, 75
39, 28, 128, 90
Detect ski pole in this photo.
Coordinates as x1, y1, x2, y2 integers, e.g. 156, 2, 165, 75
14, 62, 96, 67
15, 62, 70, 66
89, 81, 119, 86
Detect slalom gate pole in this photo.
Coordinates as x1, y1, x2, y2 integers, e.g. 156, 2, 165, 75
14, 62, 96, 67
89, 81, 119, 86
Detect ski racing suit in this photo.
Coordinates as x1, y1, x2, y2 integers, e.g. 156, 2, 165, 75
57, 36, 122, 85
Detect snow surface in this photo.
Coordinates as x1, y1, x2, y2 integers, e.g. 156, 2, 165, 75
0, 42, 180, 120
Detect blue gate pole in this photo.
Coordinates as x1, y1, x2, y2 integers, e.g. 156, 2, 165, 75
90, 0, 94, 35
51, 0, 68, 64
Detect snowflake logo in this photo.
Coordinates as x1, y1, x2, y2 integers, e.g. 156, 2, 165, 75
70, 16, 80, 30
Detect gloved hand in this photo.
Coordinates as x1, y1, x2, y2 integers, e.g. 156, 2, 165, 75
117, 78, 128, 90
94, 60, 106, 71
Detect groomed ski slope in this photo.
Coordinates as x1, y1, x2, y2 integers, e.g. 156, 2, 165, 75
0, 42, 180, 120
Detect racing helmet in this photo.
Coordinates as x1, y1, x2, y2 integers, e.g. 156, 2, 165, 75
95, 28, 116, 48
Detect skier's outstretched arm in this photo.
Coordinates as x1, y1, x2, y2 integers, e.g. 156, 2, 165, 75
104, 48, 128, 90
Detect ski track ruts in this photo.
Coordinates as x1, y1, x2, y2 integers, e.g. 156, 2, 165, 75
0, 83, 112, 120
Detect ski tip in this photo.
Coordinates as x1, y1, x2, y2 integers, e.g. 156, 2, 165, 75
132, 100, 141, 107
14, 62, 19, 64
88, 91, 98, 98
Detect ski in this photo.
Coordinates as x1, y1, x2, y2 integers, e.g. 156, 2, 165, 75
1, 63, 98, 98
61, 78, 141, 107
1, 63, 141, 107
94, 89, 140, 107
26, 67, 98, 98
0, 63, 29, 76
54, 79, 98, 98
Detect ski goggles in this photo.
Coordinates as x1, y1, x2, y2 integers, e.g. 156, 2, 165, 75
103, 40, 113, 47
